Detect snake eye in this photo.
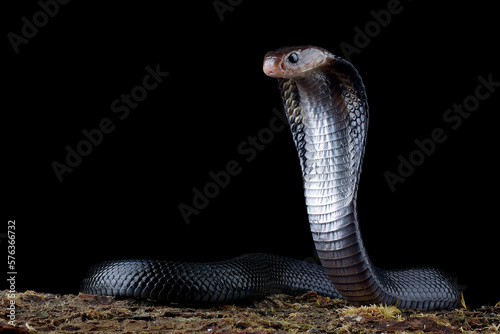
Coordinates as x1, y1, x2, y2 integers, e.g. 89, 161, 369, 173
287, 52, 299, 64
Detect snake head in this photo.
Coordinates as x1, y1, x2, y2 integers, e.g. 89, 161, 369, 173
263, 45, 335, 78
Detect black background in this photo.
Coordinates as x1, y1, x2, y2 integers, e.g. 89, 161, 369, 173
4, 0, 499, 308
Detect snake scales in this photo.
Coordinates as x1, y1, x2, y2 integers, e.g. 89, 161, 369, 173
80, 46, 460, 309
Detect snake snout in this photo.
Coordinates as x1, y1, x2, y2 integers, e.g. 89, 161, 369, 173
263, 59, 277, 77
263, 53, 285, 78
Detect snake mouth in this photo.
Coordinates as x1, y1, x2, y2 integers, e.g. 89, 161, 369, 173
263, 54, 284, 78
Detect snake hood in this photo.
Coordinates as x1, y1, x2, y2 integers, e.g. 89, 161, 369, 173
264, 45, 457, 309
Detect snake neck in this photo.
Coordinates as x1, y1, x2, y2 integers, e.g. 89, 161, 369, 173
280, 64, 391, 305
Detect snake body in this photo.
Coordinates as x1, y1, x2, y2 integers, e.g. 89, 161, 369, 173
81, 46, 460, 309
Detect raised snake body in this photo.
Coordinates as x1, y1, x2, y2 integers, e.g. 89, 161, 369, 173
80, 46, 460, 309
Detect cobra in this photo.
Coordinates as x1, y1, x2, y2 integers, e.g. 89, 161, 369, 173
80, 45, 460, 310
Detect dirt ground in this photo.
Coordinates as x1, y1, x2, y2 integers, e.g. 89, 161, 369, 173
0, 290, 498, 333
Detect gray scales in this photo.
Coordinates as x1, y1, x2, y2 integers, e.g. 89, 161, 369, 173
80, 46, 460, 310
